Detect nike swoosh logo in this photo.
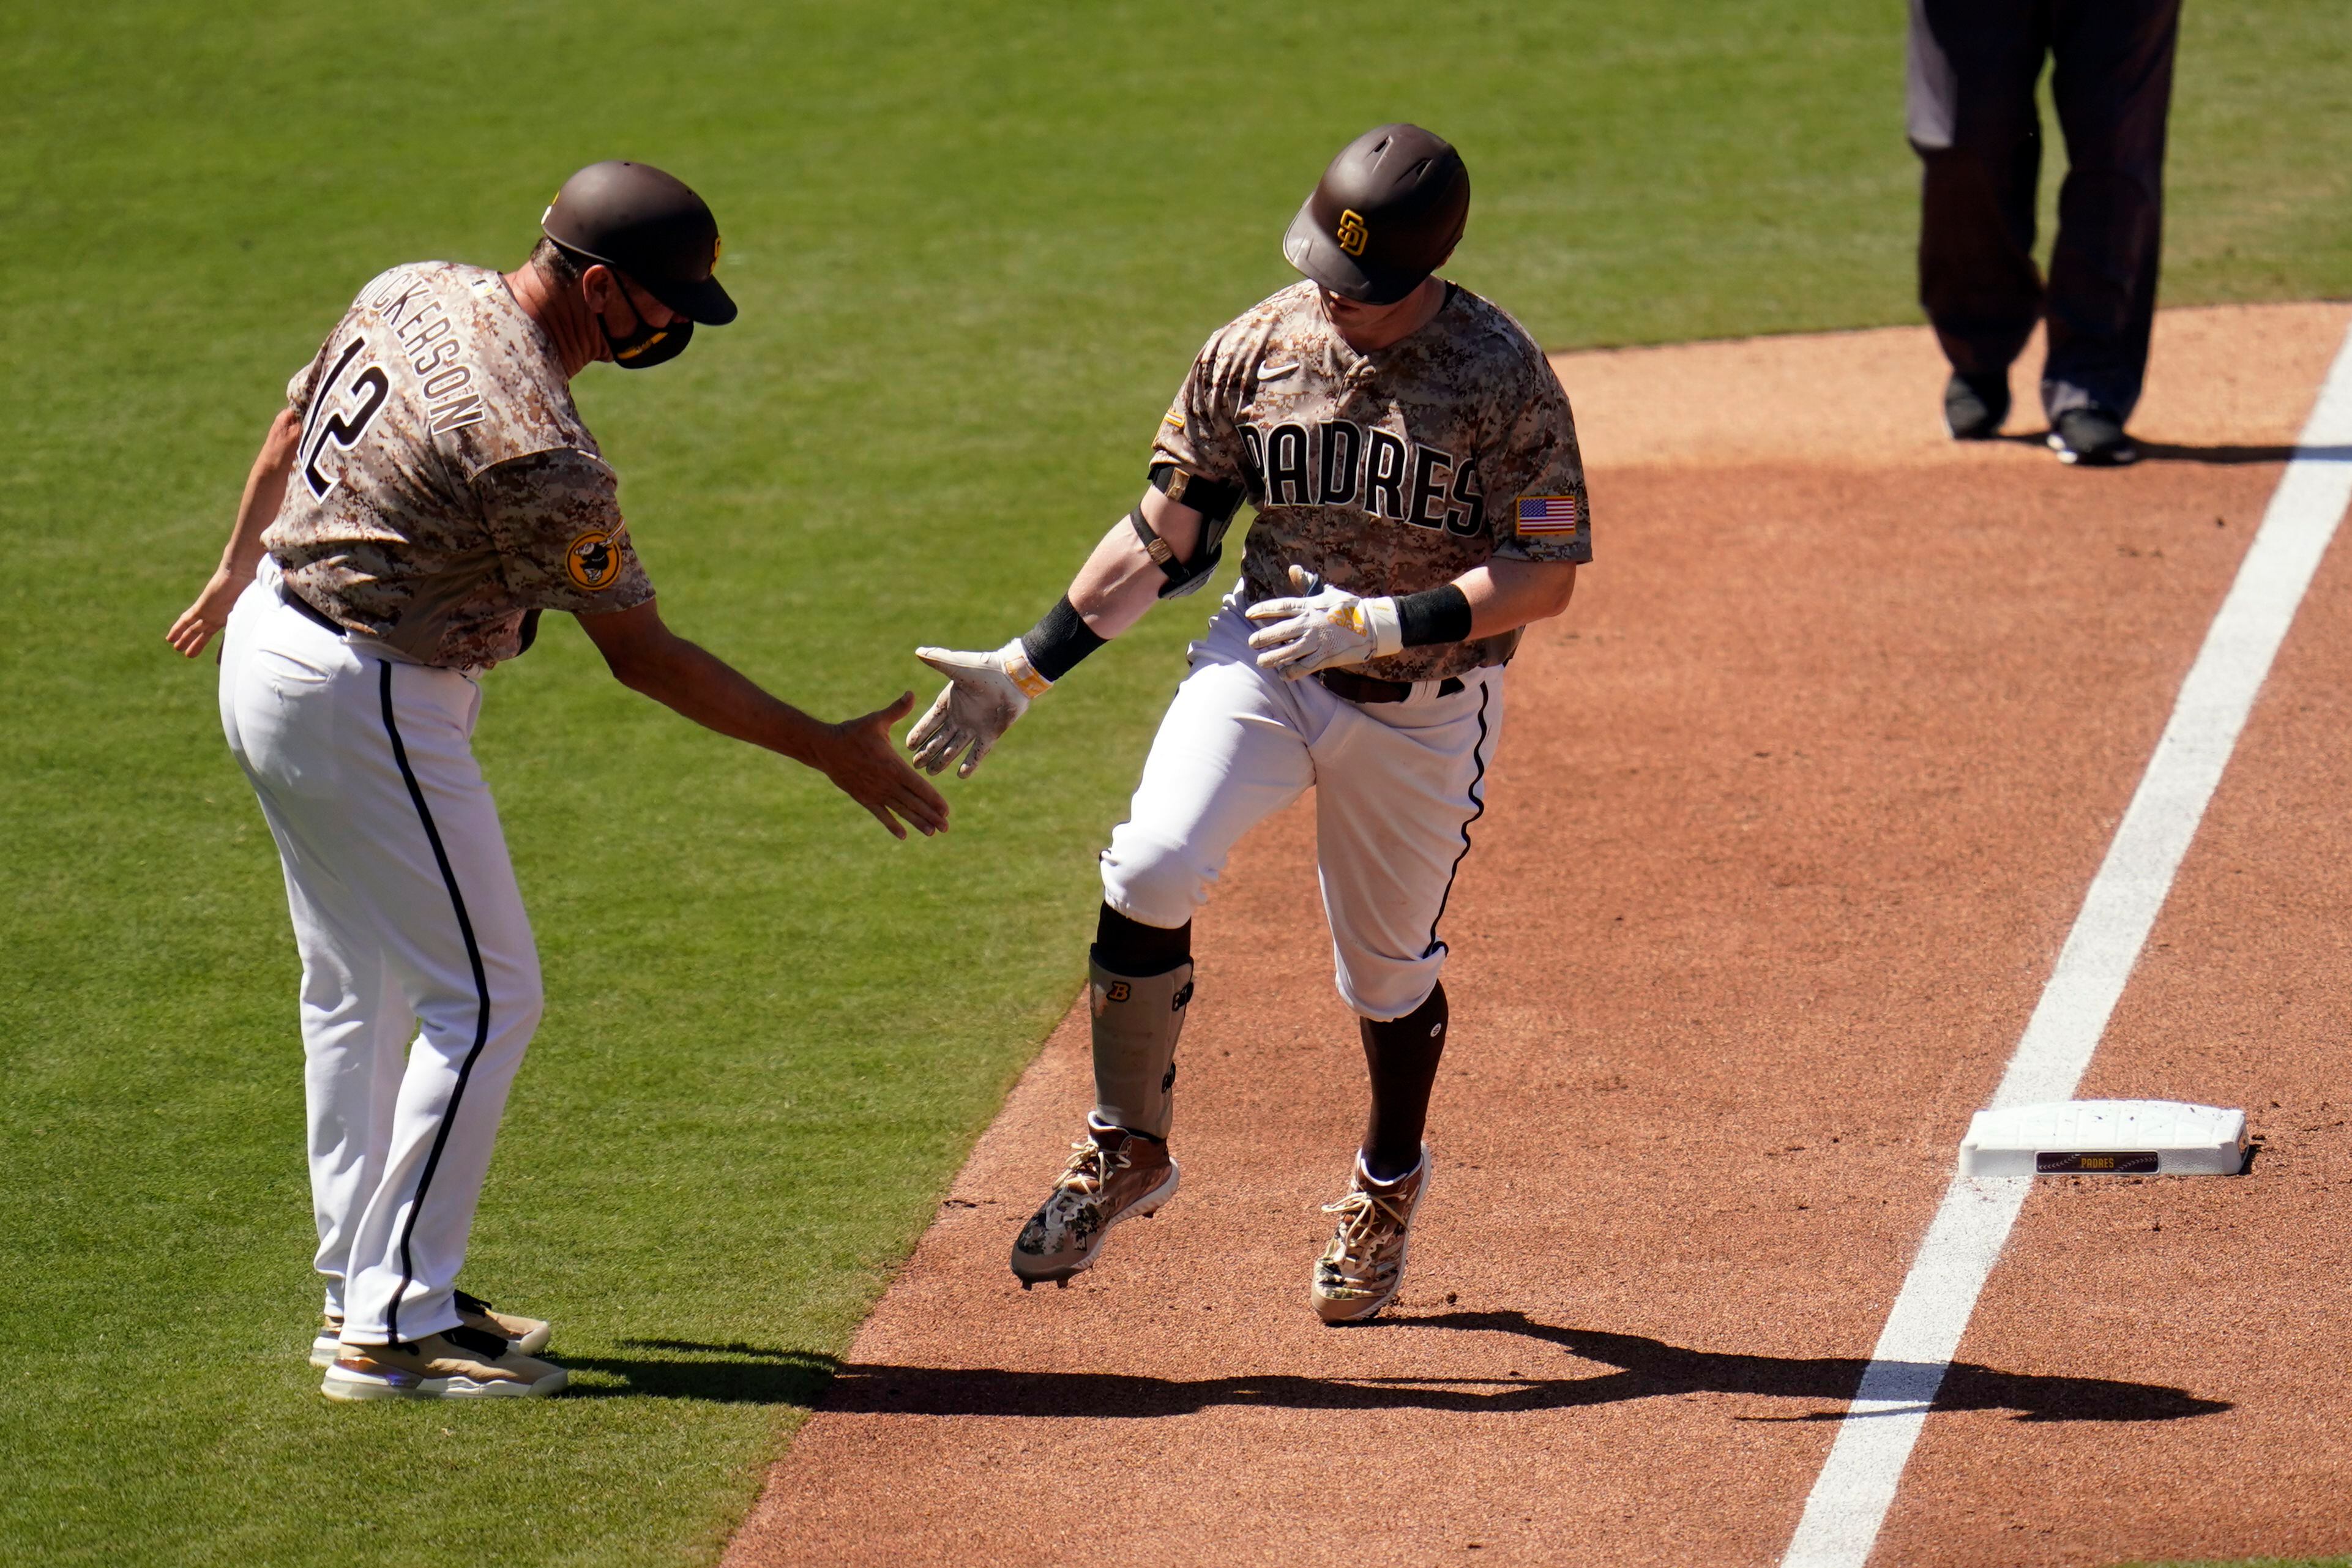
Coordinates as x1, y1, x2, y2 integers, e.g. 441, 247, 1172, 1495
1258, 361, 1299, 381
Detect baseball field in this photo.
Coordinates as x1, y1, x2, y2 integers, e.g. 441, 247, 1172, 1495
3, 1, 2348, 1565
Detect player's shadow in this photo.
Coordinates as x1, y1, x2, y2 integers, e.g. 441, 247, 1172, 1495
1987, 435, 2352, 466
2131, 441, 2352, 466
594, 1312, 2225, 1422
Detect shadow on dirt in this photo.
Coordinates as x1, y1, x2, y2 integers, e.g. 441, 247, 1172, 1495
1982, 434, 2350, 466
2132, 441, 2351, 466
588, 1312, 2227, 1422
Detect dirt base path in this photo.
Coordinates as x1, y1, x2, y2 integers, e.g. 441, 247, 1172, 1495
726, 303, 2352, 1567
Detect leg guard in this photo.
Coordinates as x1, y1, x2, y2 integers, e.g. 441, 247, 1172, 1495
1089, 957, 1192, 1141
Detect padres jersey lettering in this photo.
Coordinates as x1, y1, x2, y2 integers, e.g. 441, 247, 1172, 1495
265, 261, 655, 668
1243, 419, 1484, 532
1152, 280, 1591, 683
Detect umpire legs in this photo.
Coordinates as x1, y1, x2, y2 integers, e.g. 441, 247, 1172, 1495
2042, 0, 2179, 420
1908, 0, 2179, 421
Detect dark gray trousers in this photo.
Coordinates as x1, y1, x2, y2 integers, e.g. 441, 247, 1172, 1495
1908, 0, 2180, 421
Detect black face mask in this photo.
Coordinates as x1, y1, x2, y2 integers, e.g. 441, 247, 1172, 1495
599, 299, 693, 370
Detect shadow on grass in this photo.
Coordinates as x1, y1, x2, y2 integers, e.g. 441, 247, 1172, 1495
564, 1340, 839, 1405
586, 1312, 2227, 1422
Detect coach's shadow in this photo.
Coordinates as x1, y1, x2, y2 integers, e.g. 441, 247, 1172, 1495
603, 1311, 2225, 1422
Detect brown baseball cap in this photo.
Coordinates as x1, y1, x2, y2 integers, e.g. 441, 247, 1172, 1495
1282, 125, 1470, 305
541, 160, 737, 326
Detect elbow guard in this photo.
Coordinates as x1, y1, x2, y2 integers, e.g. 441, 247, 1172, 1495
1135, 464, 1245, 599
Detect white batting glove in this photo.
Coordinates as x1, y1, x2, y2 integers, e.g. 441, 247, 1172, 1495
906, 640, 1048, 778
1243, 565, 1404, 679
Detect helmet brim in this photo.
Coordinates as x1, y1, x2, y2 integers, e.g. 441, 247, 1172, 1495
547, 234, 741, 328
641, 271, 738, 327
1281, 200, 1423, 306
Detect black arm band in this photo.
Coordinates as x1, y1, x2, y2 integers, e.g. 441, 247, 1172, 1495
1149, 463, 1245, 523
1128, 503, 1225, 599
1127, 466, 1244, 600
1020, 595, 1108, 684
1395, 583, 1473, 648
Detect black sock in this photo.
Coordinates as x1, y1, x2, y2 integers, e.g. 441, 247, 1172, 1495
1091, 901, 1192, 977
1359, 984, 1448, 1181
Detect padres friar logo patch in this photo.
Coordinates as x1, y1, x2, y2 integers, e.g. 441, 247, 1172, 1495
565, 528, 624, 591
1335, 209, 1369, 256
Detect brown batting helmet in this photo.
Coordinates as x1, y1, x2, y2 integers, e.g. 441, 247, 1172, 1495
541, 160, 737, 326
1282, 125, 1470, 305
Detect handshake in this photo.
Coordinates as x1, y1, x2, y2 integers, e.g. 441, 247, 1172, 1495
907, 565, 1399, 779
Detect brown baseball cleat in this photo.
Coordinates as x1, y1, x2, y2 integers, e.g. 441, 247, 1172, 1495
1010, 1118, 1180, 1288
321, 1324, 569, 1401
310, 1288, 551, 1367
454, 1288, 552, 1354
1310, 1145, 1430, 1324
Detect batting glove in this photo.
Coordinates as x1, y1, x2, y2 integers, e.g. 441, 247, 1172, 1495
906, 641, 1047, 777
1243, 565, 1404, 679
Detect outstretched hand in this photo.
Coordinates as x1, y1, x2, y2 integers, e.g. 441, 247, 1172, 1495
906, 642, 1036, 778
820, 690, 952, 839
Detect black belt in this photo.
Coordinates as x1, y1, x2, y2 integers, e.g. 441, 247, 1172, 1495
277, 578, 346, 636
1316, 668, 1466, 705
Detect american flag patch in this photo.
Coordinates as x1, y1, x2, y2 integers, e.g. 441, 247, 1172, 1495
1516, 495, 1585, 535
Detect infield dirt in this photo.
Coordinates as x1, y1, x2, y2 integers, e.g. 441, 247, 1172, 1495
726, 302, 2352, 1567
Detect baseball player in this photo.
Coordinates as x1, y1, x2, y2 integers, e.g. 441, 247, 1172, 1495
165, 161, 948, 1399
907, 125, 1589, 1322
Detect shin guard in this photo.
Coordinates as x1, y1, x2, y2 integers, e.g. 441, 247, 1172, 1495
1089, 957, 1192, 1141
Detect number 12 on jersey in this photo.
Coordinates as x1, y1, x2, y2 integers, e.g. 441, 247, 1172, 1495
300, 337, 391, 501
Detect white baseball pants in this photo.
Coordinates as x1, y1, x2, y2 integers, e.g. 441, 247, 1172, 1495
218, 564, 541, 1346
1100, 599, 1505, 1021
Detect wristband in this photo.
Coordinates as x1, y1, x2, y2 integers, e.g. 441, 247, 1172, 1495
1018, 595, 1108, 684
1394, 583, 1473, 648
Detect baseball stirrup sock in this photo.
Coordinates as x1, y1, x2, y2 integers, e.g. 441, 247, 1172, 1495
1088, 957, 1192, 1142
1360, 982, 1449, 1180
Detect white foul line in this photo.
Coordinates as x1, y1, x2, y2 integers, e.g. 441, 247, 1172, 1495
1779, 324, 2352, 1568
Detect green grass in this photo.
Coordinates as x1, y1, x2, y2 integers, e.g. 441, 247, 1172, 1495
2, 1, 2345, 1563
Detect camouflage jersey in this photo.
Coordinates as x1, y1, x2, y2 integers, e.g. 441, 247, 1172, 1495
263, 261, 655, 669
1151, 278, 1591, 684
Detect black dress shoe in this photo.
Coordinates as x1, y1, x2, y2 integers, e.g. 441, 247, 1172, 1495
2047, 406, 2140, 466
1943, 372, 2010, 440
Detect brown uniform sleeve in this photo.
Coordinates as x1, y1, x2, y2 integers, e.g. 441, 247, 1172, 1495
1149, 335, 1255, 495
472, 447, 656, 615
1485, 354, 1593, 566
286, 342, 330, 419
